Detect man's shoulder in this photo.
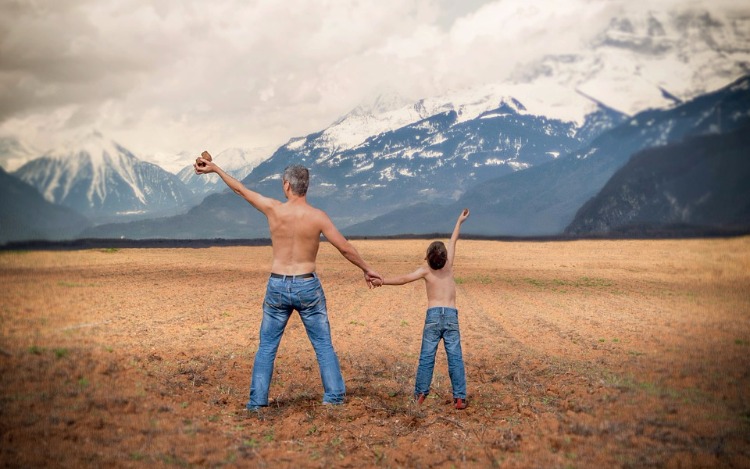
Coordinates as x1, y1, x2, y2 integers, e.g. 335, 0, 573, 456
305, 204, 332, 222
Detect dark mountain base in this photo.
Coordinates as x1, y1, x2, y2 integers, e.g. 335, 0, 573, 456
0, 238, 271, 251
3, 228, 749, 252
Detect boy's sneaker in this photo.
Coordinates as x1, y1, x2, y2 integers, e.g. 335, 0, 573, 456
453, 398, 468, 410
415, 393, 426, 404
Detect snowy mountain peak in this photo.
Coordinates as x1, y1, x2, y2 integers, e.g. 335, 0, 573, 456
14, 132, 194, 222
316, 86, 550, 154
44, 131, 146, 204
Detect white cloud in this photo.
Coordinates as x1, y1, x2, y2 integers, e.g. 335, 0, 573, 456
0, 0, 746, 171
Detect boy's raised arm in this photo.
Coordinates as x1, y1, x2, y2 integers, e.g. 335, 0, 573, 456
447, 209, 470, 266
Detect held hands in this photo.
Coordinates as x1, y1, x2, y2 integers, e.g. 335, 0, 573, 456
364, 269, 383, 289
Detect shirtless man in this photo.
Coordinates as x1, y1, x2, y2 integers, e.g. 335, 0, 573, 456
194, 156, 381, 409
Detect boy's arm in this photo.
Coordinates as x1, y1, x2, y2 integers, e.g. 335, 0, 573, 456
375, 266, 428, 286
194, 155, 276, 215
447, 208, 470, 266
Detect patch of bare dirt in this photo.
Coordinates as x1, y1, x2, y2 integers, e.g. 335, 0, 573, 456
1, 238, 749, 467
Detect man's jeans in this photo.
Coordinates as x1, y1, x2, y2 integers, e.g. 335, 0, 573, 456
414, 307, 467, 399
247, 274, 345, 409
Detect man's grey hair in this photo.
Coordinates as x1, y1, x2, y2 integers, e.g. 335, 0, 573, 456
283, 165, 309, 196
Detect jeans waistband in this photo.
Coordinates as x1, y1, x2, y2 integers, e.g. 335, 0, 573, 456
426, 306, 458, 315
270, 272, 316, 281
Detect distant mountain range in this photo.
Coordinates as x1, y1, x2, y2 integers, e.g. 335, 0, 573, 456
1, 6, 749, 244
79, 97, 626, 240
346, 75, 750, 237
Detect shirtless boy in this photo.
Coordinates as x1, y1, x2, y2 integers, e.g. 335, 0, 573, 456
373, 209, 470, 409
194, 155, 381, 409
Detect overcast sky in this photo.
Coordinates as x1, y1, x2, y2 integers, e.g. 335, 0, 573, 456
0, 0, 743, 171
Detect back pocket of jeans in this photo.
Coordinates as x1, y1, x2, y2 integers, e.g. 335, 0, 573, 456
446, 322, 459, 332
299, 286, 324, 309
264, 290, 284, 309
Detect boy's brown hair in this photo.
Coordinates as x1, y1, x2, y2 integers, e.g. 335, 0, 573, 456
426, 241, 447, 270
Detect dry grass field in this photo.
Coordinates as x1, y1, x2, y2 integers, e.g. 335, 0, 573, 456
1, 238, 749, 468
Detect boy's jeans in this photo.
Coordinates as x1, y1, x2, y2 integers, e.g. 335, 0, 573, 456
415, 307, 467, 399
247, 274, 346, 409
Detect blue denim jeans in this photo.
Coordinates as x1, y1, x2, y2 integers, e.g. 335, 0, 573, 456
247, 274, 345, 409
414, 307, 466, 399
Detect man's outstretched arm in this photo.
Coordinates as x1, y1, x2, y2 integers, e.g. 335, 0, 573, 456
320, 214, 382, 287
194, 154, 276, 215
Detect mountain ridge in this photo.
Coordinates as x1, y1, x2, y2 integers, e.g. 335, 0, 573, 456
12, 132, 198, 224
345, 74, 750, 237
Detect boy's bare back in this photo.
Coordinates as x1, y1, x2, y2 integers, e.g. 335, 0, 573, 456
423, 262, 458, 308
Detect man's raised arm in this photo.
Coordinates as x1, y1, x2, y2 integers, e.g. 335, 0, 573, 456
194, 153, 275, 215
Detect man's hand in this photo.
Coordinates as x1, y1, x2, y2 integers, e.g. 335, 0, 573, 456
197, 151, 212, 166
194, 150, 217, 175
194, 158, 217, 174
364, 269, 383, 289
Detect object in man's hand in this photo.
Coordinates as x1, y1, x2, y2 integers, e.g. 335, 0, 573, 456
196, 151, 213, 167
462, 208, 469, 216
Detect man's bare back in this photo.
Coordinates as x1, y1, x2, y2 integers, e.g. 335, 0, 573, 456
266, 199, 327, 275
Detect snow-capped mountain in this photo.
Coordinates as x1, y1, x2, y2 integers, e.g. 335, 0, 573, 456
346, 74, 750, 237
177, 147, 269, 196
260, 7, 749, 181
13, 132, 197, 223
236, 95, 623, 227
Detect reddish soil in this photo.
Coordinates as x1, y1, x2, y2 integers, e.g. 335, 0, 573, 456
1, 238, 749, 468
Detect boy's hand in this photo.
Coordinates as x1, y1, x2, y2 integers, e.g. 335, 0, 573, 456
458, 208, 470, 223
371, 278, 383, 287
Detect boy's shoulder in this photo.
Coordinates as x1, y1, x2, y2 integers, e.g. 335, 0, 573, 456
424, 263, 453, 278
